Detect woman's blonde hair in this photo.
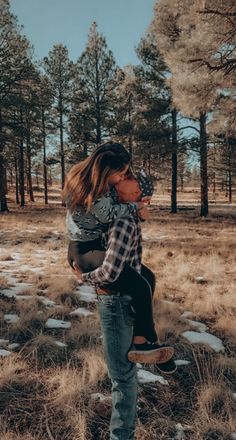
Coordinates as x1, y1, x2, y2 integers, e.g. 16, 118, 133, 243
62, 142, 131, 212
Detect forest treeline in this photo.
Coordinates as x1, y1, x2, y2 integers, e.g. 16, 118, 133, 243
0, 0, 235, 215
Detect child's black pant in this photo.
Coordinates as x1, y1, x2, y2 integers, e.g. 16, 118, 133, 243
68, 241, 157, 342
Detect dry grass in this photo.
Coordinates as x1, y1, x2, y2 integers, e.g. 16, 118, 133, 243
0, 191, 235, 439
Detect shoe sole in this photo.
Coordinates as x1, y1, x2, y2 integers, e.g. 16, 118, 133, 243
128, 347, 174, 364
156, 361, 177, 375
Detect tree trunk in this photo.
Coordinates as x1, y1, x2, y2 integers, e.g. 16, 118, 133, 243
95, 53, 101, 144
59, 95, 65, 189
42, 109, 48, 204
199, 111, 208, 216
227, 137, 232, 203
83, 142, 88, 158
0, 107, 9, 212
19, 111, 25, 207
15, 153, 19, 204
26, 134, 34, 202
128, 103, 133, 158
171, 109, 177, 213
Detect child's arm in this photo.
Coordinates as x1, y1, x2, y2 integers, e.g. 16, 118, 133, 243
90, 193, 139, 225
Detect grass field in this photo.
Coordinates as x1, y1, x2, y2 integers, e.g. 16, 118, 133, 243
0, 187, 236, 440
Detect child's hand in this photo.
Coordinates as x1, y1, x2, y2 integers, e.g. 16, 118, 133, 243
72, 263, 82, 280
137, 203, 150, 221
141, 196, 151, 205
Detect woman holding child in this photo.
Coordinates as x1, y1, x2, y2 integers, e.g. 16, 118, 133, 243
62, 142, 175, 440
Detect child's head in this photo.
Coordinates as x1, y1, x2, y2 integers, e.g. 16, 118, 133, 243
62, 142, 131, 211
115, 176, 142, 203
115, 172, 154, 203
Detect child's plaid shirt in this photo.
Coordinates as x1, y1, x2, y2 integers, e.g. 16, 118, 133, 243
81, 216, 142, 286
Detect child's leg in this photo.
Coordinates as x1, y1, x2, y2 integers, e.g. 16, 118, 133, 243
104, 264, 157, 343
132, 265, 156, 341
141, 265, 156, 297
68, 241, 105, 272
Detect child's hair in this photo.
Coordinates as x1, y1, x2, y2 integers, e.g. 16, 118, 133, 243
62, 142, 131, 211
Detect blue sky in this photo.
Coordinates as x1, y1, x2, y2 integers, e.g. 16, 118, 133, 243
10, 0, 155, 67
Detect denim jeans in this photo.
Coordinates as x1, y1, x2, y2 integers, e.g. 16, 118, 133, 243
97, 293, 138, 440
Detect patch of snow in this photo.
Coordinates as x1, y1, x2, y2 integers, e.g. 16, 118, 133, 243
70, 307, 94, 317
24, 229, 37, 233
91, 393, 111, 402
232, 393, 236, 400
0, 349, 12, 357
182, 331, 225, 353
10, 252, 22, 260
78, 285, 96, 295
0, 339, 10, 347
161, 300, 176, 306
37, 296, 56, 307
137, 369, 169, 385
15, 295, 34, 301
194, 276, 208, 284
181, 311, 194, 319
8, 343, 20, 350
22, 266, 44, 274
174, 424, 193, 440
136, 363, 142, 369
78, 291, 97, 303
182, 318, 208, 333
143, 234, 168, 241
55, 341, 67, 348
45, 318, 71, 329
174, 423, 185, 440
231, 434, 236, 440
1, 283, 32, 298
4, 314, 20, 324
175, 360, 191, 366
0, 272, 17, 285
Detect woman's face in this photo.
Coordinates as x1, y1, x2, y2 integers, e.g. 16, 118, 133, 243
108, 165, 129, 186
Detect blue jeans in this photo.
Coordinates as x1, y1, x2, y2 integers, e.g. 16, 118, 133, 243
97, 293, 138, 440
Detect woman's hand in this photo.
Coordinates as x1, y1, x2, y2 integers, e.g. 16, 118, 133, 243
72, 263, 83, 281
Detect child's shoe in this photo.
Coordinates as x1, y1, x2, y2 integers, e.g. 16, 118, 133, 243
128, 342, 174, 364
156, 358, 177, 374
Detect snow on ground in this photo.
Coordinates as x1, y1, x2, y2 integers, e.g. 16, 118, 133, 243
37, 296, 56, 307
142, 233, 169, 241
7, 343, 20, 350
1, 282, 33, 296
45, 318, 71, 329
181, 318, 208, 333
0, 349, 12, 357
4, 314, 20, 324
0, 339, 10, 347
55, 341, 67, 348
175, 360, 191, 366
70, 307, 94, 317
91, 393, 112, 403
182, 331, 225, 352
174, 423, 193, 440
74, 285, 97, 302
137, 369, 169, 385
181, 311, 194, 319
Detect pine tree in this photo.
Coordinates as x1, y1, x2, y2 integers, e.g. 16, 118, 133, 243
44, 44, 73, 188
153, 0, 221, 216
0, 0, 34, 211
70, 22, 117, 147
